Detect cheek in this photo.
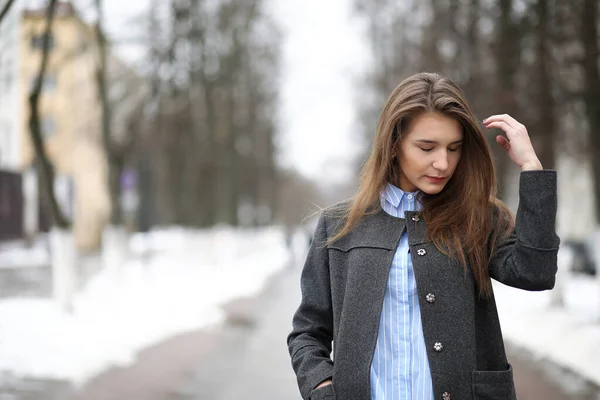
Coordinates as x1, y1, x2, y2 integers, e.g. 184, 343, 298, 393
400, 150, 425, 174
450, 152, 462, 171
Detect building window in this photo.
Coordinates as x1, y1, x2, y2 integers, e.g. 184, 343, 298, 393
41, 116, 56, 138
31, 33, 55, 50
30, 75, 56, 92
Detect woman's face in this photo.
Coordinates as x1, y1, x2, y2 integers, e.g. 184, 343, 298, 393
396, 112, 463, 194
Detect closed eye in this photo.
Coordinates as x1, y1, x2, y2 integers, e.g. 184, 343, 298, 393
420, 147, 461, 153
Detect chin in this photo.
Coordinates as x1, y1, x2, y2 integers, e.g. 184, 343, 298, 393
419, 184, 446, 195
421, 189, 442, 195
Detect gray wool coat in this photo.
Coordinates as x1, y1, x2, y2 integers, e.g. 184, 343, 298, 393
287, 170, 560, 400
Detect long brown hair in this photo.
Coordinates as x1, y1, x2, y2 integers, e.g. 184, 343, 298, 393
330, 72, 514, 298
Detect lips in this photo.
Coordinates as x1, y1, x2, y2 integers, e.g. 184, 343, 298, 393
426, 176, 447, 182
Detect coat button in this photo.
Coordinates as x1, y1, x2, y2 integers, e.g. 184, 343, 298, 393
442, 392, 451, 400
426, 293, 436, 303
412, 215, 420, 222
434, 342, 443, 352
417, 248, 426, 256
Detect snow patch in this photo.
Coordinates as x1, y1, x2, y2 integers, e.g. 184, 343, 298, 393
0, 226, 293, 386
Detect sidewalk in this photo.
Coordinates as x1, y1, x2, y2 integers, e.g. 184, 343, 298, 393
75, 262, 302, 400
174, 264, 302, 399
494, 274, 600, 387
74, 326, 223, 400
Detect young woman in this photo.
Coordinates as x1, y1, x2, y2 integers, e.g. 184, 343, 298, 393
287, 72, 559, 400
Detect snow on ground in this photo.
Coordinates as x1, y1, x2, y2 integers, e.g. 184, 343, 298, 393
494, 273, 600, 386
0, 226, 301, 386
0, 238, 50, 269
1, 226, 599, 389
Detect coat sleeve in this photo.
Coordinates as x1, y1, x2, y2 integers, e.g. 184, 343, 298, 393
489, 170, 560, 291
287, 213, 334, 400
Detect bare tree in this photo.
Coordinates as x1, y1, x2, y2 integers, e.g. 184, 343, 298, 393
94, 0, 125, 227
420, 0, 445, 73
581, 0, 600, 223
143, 0, 281, 228
29, 0, 70, 229
491, 0, 523, 196
532, 0, 556, 171
25, 0, 77, 313
353, 0, 420, 166
276, 168, 324, 228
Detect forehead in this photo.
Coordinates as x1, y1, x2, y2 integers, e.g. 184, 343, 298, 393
405, 112, 463, 142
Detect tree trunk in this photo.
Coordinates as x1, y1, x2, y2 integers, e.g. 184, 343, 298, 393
227, 85, 239, 226
29, 0, 76, 313
534, 0, 556, 171
421, 0, 444, 73
463, 0, 481, 104
28, 0, 69, 229
95, 0, 123, 226
203, 82, 218, 226
493, 0, 520, 199
581, 0, 600, 223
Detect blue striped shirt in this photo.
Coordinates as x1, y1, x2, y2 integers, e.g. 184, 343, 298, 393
370, 183, 434, 399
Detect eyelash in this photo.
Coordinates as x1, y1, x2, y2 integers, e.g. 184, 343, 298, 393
419, 147, 460, 153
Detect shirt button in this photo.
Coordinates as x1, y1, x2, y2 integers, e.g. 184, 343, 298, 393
434, 342, 443, 352
417, 248, 426, 256
407, 194, 413, 200
411, 215, 420, 222
442, 392, 451, 400
426, 293, 436, 303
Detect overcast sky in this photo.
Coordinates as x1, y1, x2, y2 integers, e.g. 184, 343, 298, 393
100, 0, 371, 185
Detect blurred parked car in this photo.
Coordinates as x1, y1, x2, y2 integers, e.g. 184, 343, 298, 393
562, 239, 597, 276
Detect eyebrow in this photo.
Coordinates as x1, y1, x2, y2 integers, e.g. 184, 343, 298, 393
414, 139, 463, 145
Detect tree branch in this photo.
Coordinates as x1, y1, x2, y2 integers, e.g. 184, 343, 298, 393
0, 0, 16, 27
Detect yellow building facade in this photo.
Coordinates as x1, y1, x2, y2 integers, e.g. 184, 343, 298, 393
18, 3, 110, 249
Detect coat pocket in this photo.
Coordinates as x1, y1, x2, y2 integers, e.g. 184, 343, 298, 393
309, 383, 335, 400
472, 364, 517, 400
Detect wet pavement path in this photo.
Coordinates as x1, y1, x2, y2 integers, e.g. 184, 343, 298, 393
172, 263, 301, 400
509, 344, 600, 399
179, 263, 600, 399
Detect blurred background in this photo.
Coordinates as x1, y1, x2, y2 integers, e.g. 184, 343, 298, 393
0, 0, 599, 399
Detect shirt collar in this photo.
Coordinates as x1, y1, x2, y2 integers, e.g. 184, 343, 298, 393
381, 182, 419, 208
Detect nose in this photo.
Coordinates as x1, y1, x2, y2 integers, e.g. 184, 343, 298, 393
432, 151, 449, 172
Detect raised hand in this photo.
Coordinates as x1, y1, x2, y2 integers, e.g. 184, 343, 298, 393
483, 114, 543, 171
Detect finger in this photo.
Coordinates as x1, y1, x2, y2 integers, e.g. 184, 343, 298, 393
484, 120, 514, 136
483, 114, 521, 130
496, 135, 511, 152
490, 113, 521, 127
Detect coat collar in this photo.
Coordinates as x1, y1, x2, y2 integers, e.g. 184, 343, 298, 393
327, 205, 429, 252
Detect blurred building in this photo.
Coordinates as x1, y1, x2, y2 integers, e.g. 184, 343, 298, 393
0, 1, 110, 249
0, 0, 22, 169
